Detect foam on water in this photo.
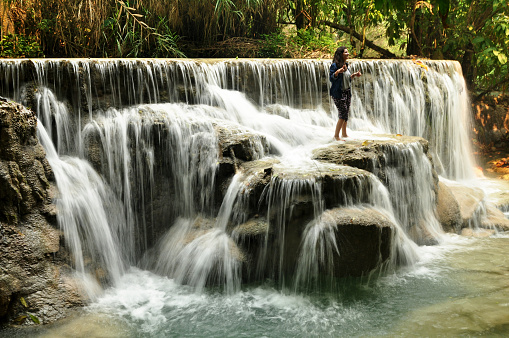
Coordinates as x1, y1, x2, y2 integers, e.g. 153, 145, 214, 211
87, 232, 476, 337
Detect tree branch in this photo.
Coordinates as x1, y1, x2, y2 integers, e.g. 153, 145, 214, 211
321, 20, 396, 58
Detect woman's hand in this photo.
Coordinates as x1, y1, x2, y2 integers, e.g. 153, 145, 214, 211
351, 71, 362, 78
335, 64, 347, 76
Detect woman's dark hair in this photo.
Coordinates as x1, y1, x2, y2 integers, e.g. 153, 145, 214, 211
333, 46, 347, 67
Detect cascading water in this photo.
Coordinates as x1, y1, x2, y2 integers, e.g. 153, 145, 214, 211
350, 60, 476, 180
37, 122, 128, 298
1, 58, 501, 336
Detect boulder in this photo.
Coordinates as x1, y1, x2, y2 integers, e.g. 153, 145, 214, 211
312, 134, 435, 184
436, 181, 462, 233
232, 207, 395, 280
231, 217, 270, 240
215, 123, 271, 162
226, 159, 393, 279
446, 183, 486, 228
313, 135, 440, 238
442, 179, 509, 232
310, 207, 394, 277
236, 158, 375, 217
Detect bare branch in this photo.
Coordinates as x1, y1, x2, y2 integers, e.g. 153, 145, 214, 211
321, 20, 397, 58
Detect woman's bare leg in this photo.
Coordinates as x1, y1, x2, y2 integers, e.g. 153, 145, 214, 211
341, 121, 348, 138
334, 119, 345, 140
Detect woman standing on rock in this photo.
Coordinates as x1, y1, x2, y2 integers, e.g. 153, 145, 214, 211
330, 46, 362, 141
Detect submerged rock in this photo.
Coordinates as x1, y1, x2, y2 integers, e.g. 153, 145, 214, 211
0, 101, 85, 325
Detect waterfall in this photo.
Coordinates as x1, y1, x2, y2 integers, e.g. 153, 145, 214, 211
37, 123, 127, 298
350, 60, 476, 180
0, 58, 475, 294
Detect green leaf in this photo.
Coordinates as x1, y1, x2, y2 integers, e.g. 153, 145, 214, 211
20, 297, 28, 308
497, 53, 508, 65
472, 36, 485, 45
28, 313, 40, 324
13, 315, 27, 324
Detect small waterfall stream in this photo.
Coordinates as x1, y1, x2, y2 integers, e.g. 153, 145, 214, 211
1, 58, 501, 336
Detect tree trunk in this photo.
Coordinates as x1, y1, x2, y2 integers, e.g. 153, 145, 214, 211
295, 0, 307, 31
407, 4, 423, 56
461, 42, 475, 91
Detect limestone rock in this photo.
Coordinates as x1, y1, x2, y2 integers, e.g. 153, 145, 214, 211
215, 123, 271, 162
485, 181, 509, 212
319, 207, 394, 277
237, 158, 375, 217
0, 101, 85, 325
232, 217, 270, 239
446, 183, 486, 228
436, 181, 462, 233
218, 159, 388, 280
482, 204, 509, 232
312, 134, 434, 182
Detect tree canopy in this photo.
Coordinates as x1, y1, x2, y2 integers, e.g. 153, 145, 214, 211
0, 0, 507, 97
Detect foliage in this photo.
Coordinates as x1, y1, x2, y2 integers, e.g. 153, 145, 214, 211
260, 29, 337, 58
331, 0, 508, 93
259, 31, 291, 58
0, 34, 44, 58
1, 0, 186, 58
100, 1, 184, 58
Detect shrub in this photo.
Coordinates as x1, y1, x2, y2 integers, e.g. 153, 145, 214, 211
0, 34, 44, 58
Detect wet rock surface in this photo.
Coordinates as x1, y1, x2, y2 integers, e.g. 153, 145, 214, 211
482, 204, 509, 232
0, 101, 84, 326
436, 181, 462, 233
312, 135, 430, 170
439, 179, 509, 232
320, 207, 394, 277
221, 157, 393, 279
446, 183, 486, 228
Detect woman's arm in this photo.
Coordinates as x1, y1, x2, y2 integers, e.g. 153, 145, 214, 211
329, 63, 346, 82
329, 63, 339, 82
